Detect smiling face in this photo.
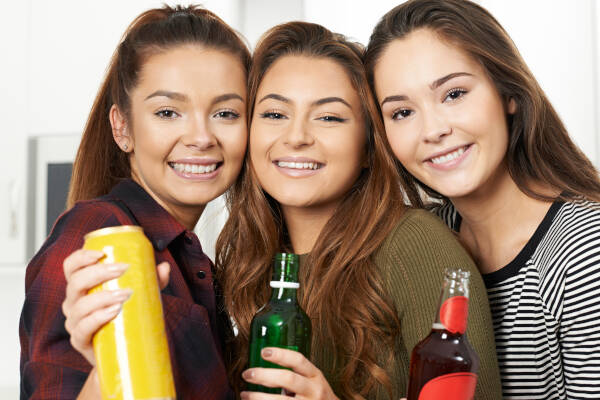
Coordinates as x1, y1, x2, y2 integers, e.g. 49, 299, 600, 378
249, 55, 366, 213
373, 29, 515, 200
113, 45, 247, 226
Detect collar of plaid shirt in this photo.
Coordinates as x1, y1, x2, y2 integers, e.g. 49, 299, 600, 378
106, 179, 188, 252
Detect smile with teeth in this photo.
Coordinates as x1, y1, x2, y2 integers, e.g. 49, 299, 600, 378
275, 161, 322, 170
169, 162, 218, 174
429, 146, 469, 165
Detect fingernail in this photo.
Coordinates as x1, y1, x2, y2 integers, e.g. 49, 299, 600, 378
112, 289, 132, 300
105, 303, 121, 315
107, 263, 128, 273
240, 392, 249, 399
242, 369, 254, 380
262, 348, 273, 358
86, 250, 104, 259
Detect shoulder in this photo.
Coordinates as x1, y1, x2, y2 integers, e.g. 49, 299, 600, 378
538, 199, 600, 276
375, 208, 478, 299
25, 197, 135, 292
382, 208, 464, 252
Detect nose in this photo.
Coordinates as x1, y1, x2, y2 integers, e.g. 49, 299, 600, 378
183, 114, 217, 150
422, 110, 452, 143
283, 117, 314, 148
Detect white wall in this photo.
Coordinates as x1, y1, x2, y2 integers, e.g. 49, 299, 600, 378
1, 0, 598, 397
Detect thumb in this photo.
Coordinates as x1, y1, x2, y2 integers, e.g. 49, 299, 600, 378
156, 262, 171, 290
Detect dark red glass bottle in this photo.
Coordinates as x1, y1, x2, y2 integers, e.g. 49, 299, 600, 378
407, 269, 480, 400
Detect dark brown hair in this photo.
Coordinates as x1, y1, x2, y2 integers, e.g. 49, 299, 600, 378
67, 5, 250, 208
216, 21, 420, 399
364, 0, 600, 204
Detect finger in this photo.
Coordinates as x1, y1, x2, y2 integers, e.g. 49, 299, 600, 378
63, 249, 104, 280
66, 263, 128, 298
240, 391, 290, 399
64, 263, 128, 312
65, 289, 132, 334
70, 303, 122, 353
156, 262, 171, 291
242, 368, 307, 396
260, 348, 318, 378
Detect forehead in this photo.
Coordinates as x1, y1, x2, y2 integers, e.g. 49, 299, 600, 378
135, 45, 246, 94
258, 55, 357, 99
374, 29, 483, 89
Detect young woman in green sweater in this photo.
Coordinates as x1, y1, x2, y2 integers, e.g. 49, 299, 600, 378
216, 21, 502, 400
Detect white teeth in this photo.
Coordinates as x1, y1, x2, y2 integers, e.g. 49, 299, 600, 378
276, 161, 319, 170
170, 162, 218, 174
431, 147, 466, 165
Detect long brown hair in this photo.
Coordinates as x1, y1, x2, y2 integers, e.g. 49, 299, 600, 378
364, 0, 600, 204
216, 22, 421, 399
67, 5, 250, 208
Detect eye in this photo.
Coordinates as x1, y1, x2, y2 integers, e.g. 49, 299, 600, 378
444, 88, 467, 102
214, 109, 240, 120
317, 115, 347, 123
259, 111, 287, 120
155, 109, 179, 119
391, 109, 413, 120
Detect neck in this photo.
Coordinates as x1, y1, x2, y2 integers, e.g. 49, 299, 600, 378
131, 171, 204, 230
450, 165, 556, 273
282, 203, 338, 254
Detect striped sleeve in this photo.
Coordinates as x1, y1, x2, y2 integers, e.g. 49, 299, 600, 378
558, 202, 600, 398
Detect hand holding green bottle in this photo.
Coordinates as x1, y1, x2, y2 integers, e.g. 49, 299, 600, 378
242, 253, 338, 399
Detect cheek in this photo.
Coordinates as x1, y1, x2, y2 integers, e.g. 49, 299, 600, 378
385, 126, 415, 165
223, 127, 248, 160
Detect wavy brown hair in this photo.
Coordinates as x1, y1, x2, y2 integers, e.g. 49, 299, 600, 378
216, 22, 422, 399
364, 0, 600, 204
66, 4, 250, 208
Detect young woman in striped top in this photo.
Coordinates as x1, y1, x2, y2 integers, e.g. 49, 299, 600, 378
364, 0, 600, 398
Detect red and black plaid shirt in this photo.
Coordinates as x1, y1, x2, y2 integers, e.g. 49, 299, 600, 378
19, 179, 234, 399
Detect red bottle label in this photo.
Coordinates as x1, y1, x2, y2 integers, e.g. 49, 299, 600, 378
418, 372, 477, 400
440, 296, 468, 334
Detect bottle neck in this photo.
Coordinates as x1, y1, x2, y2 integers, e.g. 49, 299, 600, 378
433, 271, 470, 335
269, 284, 299, 304
269, 253, 300, 304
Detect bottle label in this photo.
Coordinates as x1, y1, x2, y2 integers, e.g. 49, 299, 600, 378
418, 372, 477, 400
440, 295, 468, 334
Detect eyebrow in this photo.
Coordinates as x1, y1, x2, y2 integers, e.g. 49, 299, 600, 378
380, 95, 409, 107
430, 72, 473, 90
258, 93, 290, 104
145, 90, 188, 101
313, 96, 351, 109
258, 93, 351, 109
144, 91, 243, 105
380, 72, 474, 106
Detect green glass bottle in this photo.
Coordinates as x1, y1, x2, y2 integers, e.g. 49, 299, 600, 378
247, 253, 312, 394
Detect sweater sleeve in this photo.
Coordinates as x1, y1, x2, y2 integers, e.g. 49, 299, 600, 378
375, 209, 502, 400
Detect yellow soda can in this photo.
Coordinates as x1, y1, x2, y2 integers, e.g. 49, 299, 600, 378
83, 225, 176, 400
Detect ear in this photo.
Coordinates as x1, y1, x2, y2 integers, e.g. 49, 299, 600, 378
109, 104, 132, 152
507, 97, 517, 115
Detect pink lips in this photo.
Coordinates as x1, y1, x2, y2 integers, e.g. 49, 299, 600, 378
424, 144, 472, 171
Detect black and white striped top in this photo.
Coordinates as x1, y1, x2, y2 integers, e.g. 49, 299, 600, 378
436, 199, 600, 399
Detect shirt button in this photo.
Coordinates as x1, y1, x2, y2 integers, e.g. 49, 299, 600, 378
184, 234, 193, 245
196, 270, 206, 279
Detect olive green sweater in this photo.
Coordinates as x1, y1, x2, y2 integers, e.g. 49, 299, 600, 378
302, 209, 502, 399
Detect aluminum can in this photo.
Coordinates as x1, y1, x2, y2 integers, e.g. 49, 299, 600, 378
84, 225, 175, 400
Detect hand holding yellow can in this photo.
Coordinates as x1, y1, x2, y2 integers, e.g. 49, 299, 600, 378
84, 225, 176, 400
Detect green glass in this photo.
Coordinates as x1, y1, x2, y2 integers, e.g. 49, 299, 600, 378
247, 253, 312, 394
